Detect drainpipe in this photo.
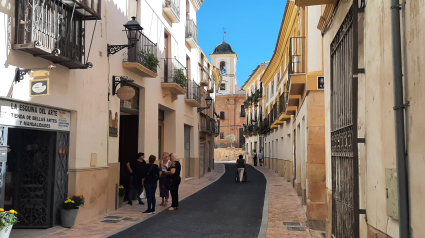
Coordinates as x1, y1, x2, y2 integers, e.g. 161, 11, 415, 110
390, 1, 410, 237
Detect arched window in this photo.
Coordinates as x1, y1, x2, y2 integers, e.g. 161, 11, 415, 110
220, 61, 226, 75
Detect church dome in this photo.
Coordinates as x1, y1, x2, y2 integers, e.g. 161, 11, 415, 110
211, 41, 236, 54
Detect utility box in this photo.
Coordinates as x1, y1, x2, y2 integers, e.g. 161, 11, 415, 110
386, 168, 399, 220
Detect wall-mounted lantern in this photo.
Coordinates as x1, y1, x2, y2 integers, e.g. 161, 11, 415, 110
197, 95, 213, 113
107, 17, 143, 56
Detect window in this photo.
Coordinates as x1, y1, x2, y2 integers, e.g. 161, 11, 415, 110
220, 111, 225, 120
220, 61, 226, 75
220, 133, 224, 139
277, 71, 280, 82
220, 83, 226, 90
271, 81, 274, 95
240, 105, 246, 117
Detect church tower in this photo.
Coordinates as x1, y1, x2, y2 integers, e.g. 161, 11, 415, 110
209, 40, 238, 95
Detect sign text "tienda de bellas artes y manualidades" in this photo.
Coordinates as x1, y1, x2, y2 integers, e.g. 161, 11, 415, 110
0, 99, 70, 131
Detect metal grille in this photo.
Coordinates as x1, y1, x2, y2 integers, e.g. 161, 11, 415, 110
330, 9, 357, 238
0, 126, 7, 209
162, 57, 188, 90
53, 132, 69, 225
185, 19, 198, 44
185, 79, 201, 103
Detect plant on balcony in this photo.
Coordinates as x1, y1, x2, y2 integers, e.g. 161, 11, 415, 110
137, 50, 159, 73
173, 69, 188, 89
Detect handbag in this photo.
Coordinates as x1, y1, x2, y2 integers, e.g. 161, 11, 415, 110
140, 189, 146, 199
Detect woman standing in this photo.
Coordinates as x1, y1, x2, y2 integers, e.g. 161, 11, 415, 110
126, 153, 146, 205
165, 153, 181, 211
142, 155, 160, 214
159, 152, 170, 206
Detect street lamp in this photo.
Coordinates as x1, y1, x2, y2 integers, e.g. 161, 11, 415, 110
197, 95, 213, 113
107, 16, 143, 56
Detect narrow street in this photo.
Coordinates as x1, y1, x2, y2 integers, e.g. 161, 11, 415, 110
110, 164, 266, 238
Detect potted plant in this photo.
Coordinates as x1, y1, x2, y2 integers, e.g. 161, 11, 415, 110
173, 69, 188, 89
137, 49, 159, 73
0, 209, 18, 238
60, 194, 85, 228
118, 185, 125, 208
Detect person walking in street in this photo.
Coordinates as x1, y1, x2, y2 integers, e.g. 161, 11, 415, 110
159, 152, 170, 206
126, 152, 146, 205
236, 154, 246, 183
258, 150, 264, 166
142, 155, 160, 214
165, 153, 181, 211
253, 149, 258, 166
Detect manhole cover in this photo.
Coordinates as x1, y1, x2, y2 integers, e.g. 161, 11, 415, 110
101, 220, 121, 223
104, 216, 122, 219
283, 222, 301, 226
287, 227, 305, 231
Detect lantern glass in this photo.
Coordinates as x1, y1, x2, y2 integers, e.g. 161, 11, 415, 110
205, 95, 213, 108
123, 16, 143, 42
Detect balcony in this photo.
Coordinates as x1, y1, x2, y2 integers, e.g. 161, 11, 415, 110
185, 80, 201, 107
162, 58, 188, 102
163, 0, 180, 23
295, 0, 337, 7
289, 37, 306, 96
200, 65, 209, 87
185, 20, 198, 48
200, 113, 216, 135
62, 0, 101, 20
123, 33, 158, 78
207, 74, 214, 93
13, 0, 92, 69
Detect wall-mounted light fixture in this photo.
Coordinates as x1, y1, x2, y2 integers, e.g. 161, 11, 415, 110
107, 17, 143, 56
14, 65, 56, 83
197, 95, 213, 113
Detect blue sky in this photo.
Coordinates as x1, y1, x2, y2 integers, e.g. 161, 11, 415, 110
197, 0, 288, 87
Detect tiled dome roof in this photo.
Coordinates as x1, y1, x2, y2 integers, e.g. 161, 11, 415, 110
211, 41, 235, 54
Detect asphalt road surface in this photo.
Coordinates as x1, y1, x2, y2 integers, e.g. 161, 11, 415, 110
110, 163, 267, 238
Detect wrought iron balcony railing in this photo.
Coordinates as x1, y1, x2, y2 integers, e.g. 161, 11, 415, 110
163, 0, 180, 22
200, 113, 216, 134
185, 20, 198, 44
124, 33, 158, 73
14, 0, 90, 69
289, 37, 306, 74
185, 79, 201, 103
162, 58, 188, 90
279, 93, 285, 115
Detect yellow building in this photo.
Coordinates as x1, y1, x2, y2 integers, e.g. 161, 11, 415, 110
244, 0, 327, 229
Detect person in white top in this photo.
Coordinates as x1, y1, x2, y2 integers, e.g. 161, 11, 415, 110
159, 152, 170, 206
258, 150, 264, 166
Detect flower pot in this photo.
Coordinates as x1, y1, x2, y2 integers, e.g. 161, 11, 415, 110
60, 208, 79, 228
119, 195, 124, 208
0, 225, 13, 238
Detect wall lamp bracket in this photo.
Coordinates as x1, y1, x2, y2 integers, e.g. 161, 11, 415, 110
107, 43, 135, 56
197, 106, 211, 113
112, 75, 134, 96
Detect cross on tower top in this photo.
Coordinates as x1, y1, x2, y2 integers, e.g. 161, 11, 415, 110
222, 27, 226, 42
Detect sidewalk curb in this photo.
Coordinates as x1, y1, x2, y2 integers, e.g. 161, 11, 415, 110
99, 163, 226, 238
251, 164, 269, 238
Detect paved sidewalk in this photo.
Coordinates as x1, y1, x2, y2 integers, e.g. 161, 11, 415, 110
253, 165, 324, 238
35, 164, 225, 238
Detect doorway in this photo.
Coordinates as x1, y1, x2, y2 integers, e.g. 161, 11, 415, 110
5, 127, 69, 228
184, 125, 191, 178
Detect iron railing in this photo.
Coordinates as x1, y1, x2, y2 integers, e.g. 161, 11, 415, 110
272, 102, 278, 123
163, 0, 180, 20
185, 19, 198, 44
162, 58, 188, 90
185, 79, 201, 103
279, 93, 285, 114
289, 37, 306, 74
124, 33, 158, 73
15, 0, 86, 68
200, 113, 216, 134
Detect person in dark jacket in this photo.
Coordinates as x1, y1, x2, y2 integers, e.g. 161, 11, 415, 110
126, 152, 146, 205
165, 153, 181, 211
236, 154, 246, 183
142, 155, 160, 214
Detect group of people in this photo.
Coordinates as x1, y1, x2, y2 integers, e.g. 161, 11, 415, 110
252, 149, 263, 166
126, 152, 181, 214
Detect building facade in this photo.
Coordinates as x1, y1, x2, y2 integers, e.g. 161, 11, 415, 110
0, 0, 218, 228
243, 0, 327, 230
294, 0, 425, 237
211, 41, 246, 149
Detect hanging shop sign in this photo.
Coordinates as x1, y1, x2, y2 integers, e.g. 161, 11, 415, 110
116, 86, 136, 100
0, 99, 70, 131
30, 78, 49, 97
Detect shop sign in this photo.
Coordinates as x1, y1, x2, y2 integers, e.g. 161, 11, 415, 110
30, 78, 49, 97
116, 86, 135, 100
0, 99, 70, 131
